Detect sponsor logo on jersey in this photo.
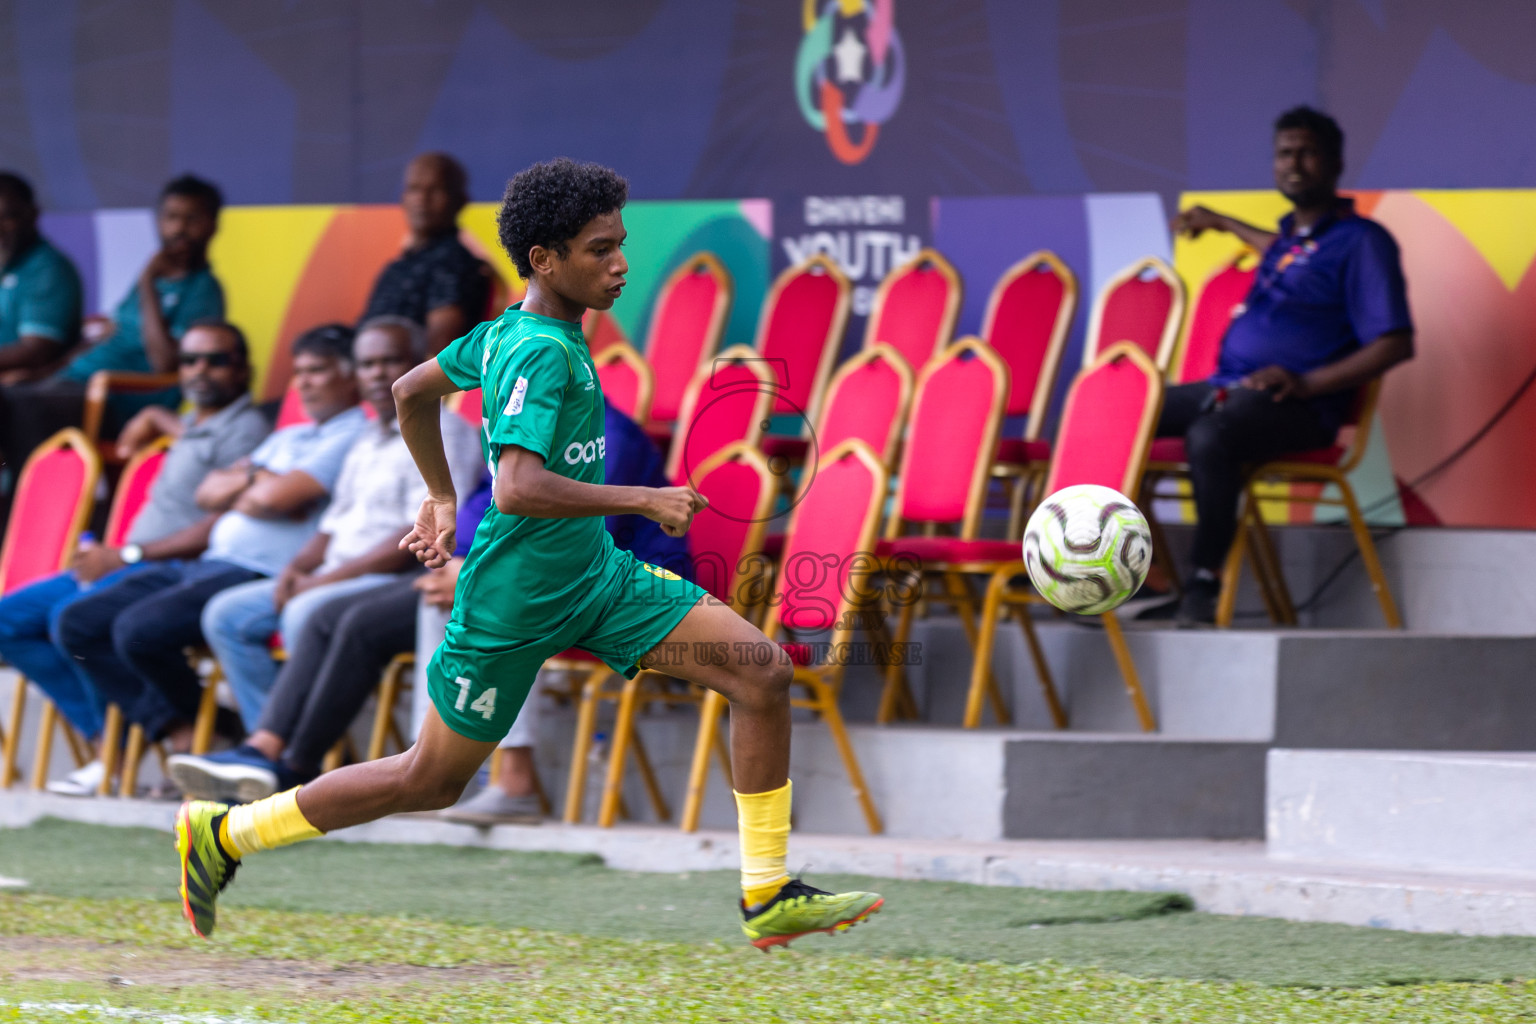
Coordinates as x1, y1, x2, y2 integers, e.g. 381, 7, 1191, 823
506, 376, 528, 415
563, 436, 607, 465
641, 562, 682, 581
581, 361, 595, 391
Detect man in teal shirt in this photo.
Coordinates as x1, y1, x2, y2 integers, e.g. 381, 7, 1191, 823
0, 172, 83, 379
0, 174, 223, 482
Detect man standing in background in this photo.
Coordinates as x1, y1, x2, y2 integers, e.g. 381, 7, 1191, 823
361, 153, 492, 356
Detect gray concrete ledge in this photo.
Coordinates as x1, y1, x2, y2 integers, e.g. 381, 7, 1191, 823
1269, 749, 1536, 875
9, 790, 1536, 936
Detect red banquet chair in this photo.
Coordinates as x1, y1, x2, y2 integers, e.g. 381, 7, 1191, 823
755, 253, 852, 427
664, 345, 774, 487
33, 436, 177, 795
0, 428, 102, 789
567, 442, 779, 828
863, 247, 962, 372
759, 342, 914, 475
594, 341, 655, 427
880, 343, 1164, 732
682, 439, 889, 834
1082, 255, 1186, 372
582, 307, 630, 358
639, 252, 733, 438
1170, 253, 1258, 385
982, 251, 1080, 534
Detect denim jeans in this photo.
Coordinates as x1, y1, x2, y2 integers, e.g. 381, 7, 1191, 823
0, 564, 153, 738
52, 558, 263, 740
199, 573, 401, 731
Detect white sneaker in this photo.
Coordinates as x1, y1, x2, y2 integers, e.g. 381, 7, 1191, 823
45, 759, 106, 797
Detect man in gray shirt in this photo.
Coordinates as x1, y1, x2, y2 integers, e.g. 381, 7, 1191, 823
0, 320, 268, 792
44, 324, 366, 795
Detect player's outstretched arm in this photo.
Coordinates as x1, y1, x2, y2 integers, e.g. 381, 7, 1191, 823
495, 445, 705, 535
394, 358, 464, 567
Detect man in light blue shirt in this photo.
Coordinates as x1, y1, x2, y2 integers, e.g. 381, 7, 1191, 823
51, 324, 366, 766
0, 171, 83, 377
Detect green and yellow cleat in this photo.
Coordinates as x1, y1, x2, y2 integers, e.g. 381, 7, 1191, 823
174, 800, 240, 939
741, 878, 883, 950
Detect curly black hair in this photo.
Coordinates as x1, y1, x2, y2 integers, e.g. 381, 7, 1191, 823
1274, 106, 1344, 167
496, 158, 628, 279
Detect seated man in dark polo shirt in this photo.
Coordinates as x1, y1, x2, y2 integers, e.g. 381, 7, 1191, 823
1160, 106, 1414, 625
0, 319, 269, 794
0, 171, 83, 381
0, 174, 225, 485
360, 153, 490, 357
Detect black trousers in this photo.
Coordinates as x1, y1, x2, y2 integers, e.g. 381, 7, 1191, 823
256, 574, 420, 775
0, 378, 88, 470
53, 559, 261, 741
1155, 382, 1337, 572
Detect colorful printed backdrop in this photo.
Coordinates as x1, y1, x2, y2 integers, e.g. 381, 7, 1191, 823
1177, 189, 1536, 530
39, 186, 1536, 530
39, 200, 771, 402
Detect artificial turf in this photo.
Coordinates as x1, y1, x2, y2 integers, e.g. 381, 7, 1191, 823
6, 817, 1536, 991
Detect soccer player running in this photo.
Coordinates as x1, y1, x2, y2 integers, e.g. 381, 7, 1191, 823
174, 159, 882, 949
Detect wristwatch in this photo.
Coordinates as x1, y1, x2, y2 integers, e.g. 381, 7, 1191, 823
120, 543, 144, 565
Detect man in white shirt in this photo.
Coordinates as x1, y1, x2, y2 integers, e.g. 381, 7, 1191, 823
197, 316, 482, 730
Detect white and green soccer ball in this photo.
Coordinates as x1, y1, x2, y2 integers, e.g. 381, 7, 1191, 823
1023, 484, 1152, 615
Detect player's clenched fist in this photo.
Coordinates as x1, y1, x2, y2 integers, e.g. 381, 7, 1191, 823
401, 492, 458, 568
647, 485, 707, 537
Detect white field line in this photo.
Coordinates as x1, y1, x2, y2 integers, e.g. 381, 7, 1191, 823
0, 875, 27, 887
1, 1002, 291, 1024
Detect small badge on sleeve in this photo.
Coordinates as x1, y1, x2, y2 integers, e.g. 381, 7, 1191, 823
506, 376, 529, 415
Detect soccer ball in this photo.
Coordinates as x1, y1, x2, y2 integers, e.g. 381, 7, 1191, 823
1022, 484, 1152, 615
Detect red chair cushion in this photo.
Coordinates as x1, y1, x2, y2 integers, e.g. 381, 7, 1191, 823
820, 356, 904, 465
1, 447, 88, 595
759, 434, 809, 461
1178, 263, 1256, 384
760, 268, 843, 415
597, 361, 643, 422
690, 457, 773, 604
988, 264, 1066, 416
1096, 272, 1175, 366
647, 266, 723, 423
870, 264, 952, 370
672, 363, 764, 486
900, 351, 1001, 522
875, 536, 1020, 563
107, 448, 167, 547
1149, 437, 1186, 462
1045, 354, 1155, 493
995, 438, 1052, 464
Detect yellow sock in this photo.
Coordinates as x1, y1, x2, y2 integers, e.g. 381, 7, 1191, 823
735, 780, 791, 908
219, 787, 323, 860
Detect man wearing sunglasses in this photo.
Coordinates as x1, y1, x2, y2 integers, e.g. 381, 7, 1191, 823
0, 319, 269, 794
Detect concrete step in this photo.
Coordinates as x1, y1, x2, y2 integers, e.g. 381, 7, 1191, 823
1268, 749, 1536, 876
859, 618, 1536, 749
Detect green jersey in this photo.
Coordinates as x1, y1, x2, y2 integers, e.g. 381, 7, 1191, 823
437, 304, 612, 636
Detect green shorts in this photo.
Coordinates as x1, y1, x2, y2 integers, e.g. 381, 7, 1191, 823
427, 547, 707, 742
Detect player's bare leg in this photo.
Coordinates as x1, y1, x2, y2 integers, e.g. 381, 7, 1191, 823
294, 708, 498, 831
638, 594, 791, 793
637, 594, 882, 947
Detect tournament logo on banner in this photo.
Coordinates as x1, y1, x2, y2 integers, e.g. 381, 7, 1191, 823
794, 0, 905, 165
